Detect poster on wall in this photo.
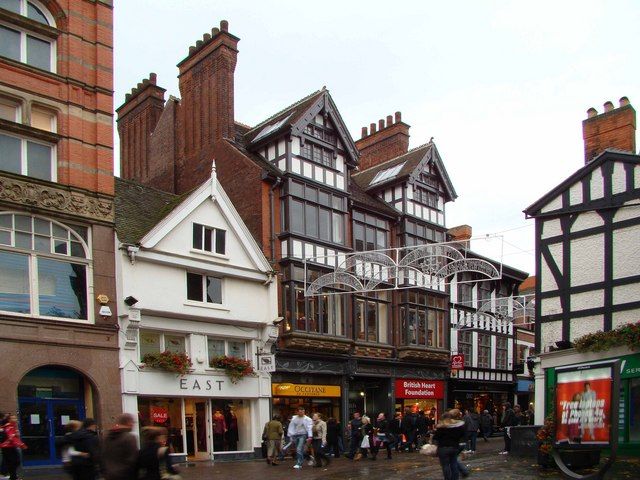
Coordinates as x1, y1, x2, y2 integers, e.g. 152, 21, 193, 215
554, 361, 615, 447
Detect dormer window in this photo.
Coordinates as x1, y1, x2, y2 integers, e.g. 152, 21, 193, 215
0, 0, 56, 72
192, 223, 226, 255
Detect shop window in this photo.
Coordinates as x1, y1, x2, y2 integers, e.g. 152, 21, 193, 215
355, 292, 389, 344
478, 333, 491, 368
458, 331, 473, 366
0, 1, 56, 72
0, 213, 89, 320
186, 272, 222, 304
137, 397, 184, 453
139, 330, 186, 362
192, 223, 225, 255
496, 337, 508, 370
207, 337, 247, 365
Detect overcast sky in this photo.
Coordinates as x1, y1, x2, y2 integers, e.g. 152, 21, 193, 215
114, 0, 640, 275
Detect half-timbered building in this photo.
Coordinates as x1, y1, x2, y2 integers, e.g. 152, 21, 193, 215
525, 98, 640, 453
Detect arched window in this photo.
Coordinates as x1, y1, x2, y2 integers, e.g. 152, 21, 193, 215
0, 0, 57, 72
0, 213, 91, 320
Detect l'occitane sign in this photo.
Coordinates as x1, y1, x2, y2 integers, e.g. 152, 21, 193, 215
272, 383, 341, 398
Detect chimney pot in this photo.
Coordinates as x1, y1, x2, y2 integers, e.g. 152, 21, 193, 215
603, 101, 614, 112
137, 82, 143, 90
620, 96, 630, 107
370, 122, 377, 134
189, 46, 196, 54
361, 126, 368, 138
125, 93, 131, 101
212, 27, 220, 35
386, 115, 393, 127
196, 40, 203, 48
587, 107, 598, 118
142, 78, 150, 86
149, 72, 157, 84
220, 20, 229, 32
395, 111, 402, 123
378, 119, 385, 130
203, 33, 211, 42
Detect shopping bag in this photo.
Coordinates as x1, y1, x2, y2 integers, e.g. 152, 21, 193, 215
360, 435, 370, 449
419, 443, 437, 456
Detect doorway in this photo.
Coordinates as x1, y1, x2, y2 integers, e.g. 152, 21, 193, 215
184, 399, 210, 459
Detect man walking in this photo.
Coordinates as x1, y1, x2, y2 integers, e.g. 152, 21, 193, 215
480, 410, 493, 441
498, 403, 517, 455
345, 412, 362, 460
102, 413, 138, 480
287, 407, 312, 469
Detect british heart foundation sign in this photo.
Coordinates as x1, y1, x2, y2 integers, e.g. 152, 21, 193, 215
451, 354, 464, 370
555, 363, 613, 446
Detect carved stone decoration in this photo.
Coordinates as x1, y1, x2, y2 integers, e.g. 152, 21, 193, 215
275, 358, 345, 374
0, 175, 114, 223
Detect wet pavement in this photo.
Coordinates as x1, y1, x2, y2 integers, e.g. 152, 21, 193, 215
23, 437, 640, 479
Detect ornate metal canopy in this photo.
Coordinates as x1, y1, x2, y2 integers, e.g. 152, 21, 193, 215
304, 238, 503, 297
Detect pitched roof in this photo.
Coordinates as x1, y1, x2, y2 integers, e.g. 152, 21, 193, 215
519, 275, 536, 293
352, 143, 431, 189
524, 149, 640, 216
243, 89, 325, 144
350, 181, 398, 218
223, 138, 282, 178
115, 177, 186, 244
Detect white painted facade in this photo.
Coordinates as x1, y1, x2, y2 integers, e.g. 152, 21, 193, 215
116, 171, 278, 459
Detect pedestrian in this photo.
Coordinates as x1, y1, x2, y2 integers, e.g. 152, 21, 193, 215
311, 413, 330, 467
416, 411, 428, 447
136, 427, 179, 480
58, 420, 83, 477
462, 409, 479, 453
514, 405, 523, 426
286, 407, 312, 469
373, 412, 392, 460
263, 414, 283, 466
102, 413, 138, 480
432, 410, 466, 480
355, 415, 373, 460
0, 412, 8, 479
325, 418, 340, 458
0, 414, 27, 480
389, 412, 402, 452
69, 418, 100, 480
480, 410, 493, 441
498, 402, 517, 455
345, 412, 362, 460
401, 408, 417, 452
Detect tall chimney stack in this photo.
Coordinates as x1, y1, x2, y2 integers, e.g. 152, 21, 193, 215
356, 111, 410, 171
582, 97, 636, 163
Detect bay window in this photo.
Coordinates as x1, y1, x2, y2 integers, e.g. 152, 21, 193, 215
353, 211, 389, 251
0, 213, 89, 320
355, 291, 389, 344
400, 291, 447, 348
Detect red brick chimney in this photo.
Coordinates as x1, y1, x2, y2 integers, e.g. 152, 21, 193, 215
582, 97, 636, 163
448, 225, 472, 242
355, 111, 410, 170
116, 73, 166, 182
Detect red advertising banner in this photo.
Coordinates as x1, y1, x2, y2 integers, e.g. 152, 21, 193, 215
451, 354, 464, 370
555, 365, 612, 446
150, 406, 168, 424
395, 379, 445, 399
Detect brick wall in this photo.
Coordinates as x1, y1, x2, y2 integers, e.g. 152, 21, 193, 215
583, 98, 636, 163
356, 112, 410, 170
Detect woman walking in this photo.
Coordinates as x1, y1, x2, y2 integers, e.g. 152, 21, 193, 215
372, 413, 392, 460
311, 413, 330, 467
0, 414, 27, 480
136, 427, 179, 480
356, 416, 374, 460
432, 410, 466, 480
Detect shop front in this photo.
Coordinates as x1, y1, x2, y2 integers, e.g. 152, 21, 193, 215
394, 378, 445, 420
449, 379, 514, 416
122, 368, 271, 460
271, 381, 342, 422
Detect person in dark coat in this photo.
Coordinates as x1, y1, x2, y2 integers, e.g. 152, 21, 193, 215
415, 411, 428, 447
389, 412, 402, 452
462, 410, 480, 453
102, 413, 138, 480
400, 408, 417, 452
373, 413, 392, 460
325, 418, 341, 458
433, 410, 466, 480
345, 412, 362, 460
499, 403, 517, 455
137, 427, 178, 480
69, 418, 100, 480
480, 410, 493, 441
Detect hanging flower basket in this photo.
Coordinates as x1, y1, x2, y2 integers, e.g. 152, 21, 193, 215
210, 355, 255, 384
573, 321, 640, 353
142, 351, 192, 375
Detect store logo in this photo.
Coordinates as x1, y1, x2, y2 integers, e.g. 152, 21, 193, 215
451, 355, 464, 370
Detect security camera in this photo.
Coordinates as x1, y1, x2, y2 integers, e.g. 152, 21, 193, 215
124, 296, 138, 307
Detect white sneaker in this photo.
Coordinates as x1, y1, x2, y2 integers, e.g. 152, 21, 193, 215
498, 451, 509, 455
293, 464, 302, 469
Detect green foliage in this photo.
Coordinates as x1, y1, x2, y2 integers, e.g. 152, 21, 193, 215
210, 355, 255, 384
573, 322, 640, 353
142, 351, 192, 375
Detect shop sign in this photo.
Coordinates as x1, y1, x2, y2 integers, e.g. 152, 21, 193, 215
554, 360, 618, 448
451, 354, 464, 370
620, 354, 640, 379
272, 383, 341, 398
395, 379, 444, 399
150, 406, 168, 423
257, 354, 276, 372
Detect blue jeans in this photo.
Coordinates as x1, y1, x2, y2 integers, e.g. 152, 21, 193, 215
437, 446, 460, 480
466, 431, 477, 451
292, 434, 307, 466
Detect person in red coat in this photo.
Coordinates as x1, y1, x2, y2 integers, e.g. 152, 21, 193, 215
1, 414, 27, 480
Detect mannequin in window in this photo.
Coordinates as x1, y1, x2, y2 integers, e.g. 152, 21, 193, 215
212, 409, 226, 451
224, 407, 239, 451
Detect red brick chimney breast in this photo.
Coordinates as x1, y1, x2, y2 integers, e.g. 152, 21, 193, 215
582, 97, 636, 163
356, 111, 410, 171
447, 224, 472, 242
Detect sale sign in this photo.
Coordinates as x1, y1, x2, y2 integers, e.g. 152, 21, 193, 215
395, 379, 444, 399
555, 364, 613, 446
150, 406, 168, 424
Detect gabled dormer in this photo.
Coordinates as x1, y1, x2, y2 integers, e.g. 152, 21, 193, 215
352, 141, 457, 228
242, 88, 358, 192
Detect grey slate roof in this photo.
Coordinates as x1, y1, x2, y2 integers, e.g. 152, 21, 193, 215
350, 181, 398, 218
115, 177, 186, 244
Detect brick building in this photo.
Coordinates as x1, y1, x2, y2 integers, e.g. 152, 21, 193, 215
117, 21, 527, 429
0, 0, 120, 467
